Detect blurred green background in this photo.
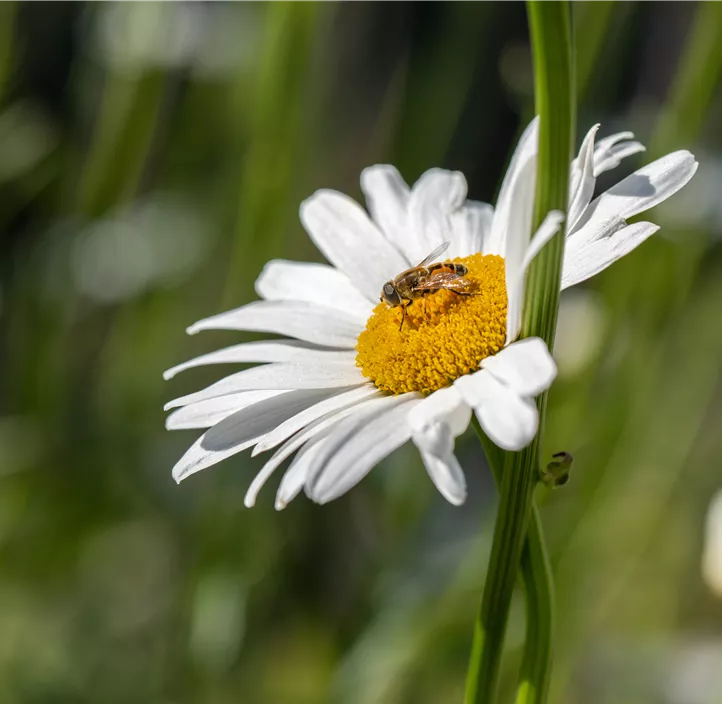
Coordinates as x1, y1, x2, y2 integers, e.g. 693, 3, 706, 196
1, 2, 722, 703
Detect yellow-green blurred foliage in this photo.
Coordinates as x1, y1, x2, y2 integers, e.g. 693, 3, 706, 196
0, 3, 721, 703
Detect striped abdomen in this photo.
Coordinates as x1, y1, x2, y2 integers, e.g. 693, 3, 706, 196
427, 262, 468, 276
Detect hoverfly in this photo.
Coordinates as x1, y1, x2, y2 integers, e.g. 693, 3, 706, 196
380, 241, 476, 331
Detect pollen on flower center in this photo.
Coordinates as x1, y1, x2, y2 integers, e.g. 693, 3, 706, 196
356, 253, 507, 395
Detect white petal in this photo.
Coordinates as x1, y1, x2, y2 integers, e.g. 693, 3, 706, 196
477, 384, 538, 451
506, 210, 564, 345
302, 397, 410, 495
166, 390, 287, 430
594, 131, 634, 153
561, 221, 660, 290
407, 385, 471, 439
487, 117, 539, 256
201, 388, 340, 452
564, 213, 626, 256
593, 131, 646, 176
164, 341, 355, 380
594, 141, 645, 177
164, 362, 365, 410
454, 371, 539, 451
172, 432, 261, 483
568, 124, 599, 230
574, 150, 698, 235
410, 413, 467, 505
451, 200, 495, 257
480, 337, 557, 397
275, 433, 332, 510
255, 260, 374, 322
419, 449, 467, 506
245, 392, 385, 507
360, 165, 413, 263
252, 384, 380, 454
521, 210, 566, 272
306, 394, 421, 504
299, 189, 408, 301
408, 169, 468, 262
186, 300, 362, 348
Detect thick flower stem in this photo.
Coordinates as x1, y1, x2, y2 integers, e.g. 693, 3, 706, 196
465, 441, 539, 704
465, 2, 573, 703
516, 501, 554, 704
471, 420, 554, 704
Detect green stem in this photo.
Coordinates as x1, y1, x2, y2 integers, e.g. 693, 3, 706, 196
0, 2, 17, 105
472, 420, 555, 704
516, 502, 554, 704
573, 1, 623, 105
465, 443, 539, 704
77, 69, 166, 218
224, 2, 323, 306
391, 2, 491, 176
523, 1, 575, 345
464, 3, 573, 703
651, 0, 722, 154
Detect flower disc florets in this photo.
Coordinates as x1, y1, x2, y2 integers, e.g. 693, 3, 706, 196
356, 253, 507, 395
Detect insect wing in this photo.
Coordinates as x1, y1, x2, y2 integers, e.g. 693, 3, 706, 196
412, 270, 472, 292
416, 241, 450, 268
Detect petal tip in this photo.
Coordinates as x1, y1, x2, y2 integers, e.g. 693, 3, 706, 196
299, 188, 337, 216
360, 163, 394, 181
250, 444, 265, 457
548, 209, 565, 227
448, 492, 466, 507
668, 149, 699, 171
585, 123, 601, 141
304, 479, 327, 505
478, 417, 534, 452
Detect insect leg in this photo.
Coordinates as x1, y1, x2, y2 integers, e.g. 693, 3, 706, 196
398, 300, 414, 331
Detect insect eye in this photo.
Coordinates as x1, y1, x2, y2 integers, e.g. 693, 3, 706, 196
383, 283, 394, 295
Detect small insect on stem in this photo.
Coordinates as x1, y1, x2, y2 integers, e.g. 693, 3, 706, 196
379, 241, 479, 331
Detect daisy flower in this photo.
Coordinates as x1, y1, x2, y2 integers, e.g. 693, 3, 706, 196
164, 119, 697, 508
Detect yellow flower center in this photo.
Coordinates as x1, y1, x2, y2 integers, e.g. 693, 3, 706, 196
356, 253, 507, 395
